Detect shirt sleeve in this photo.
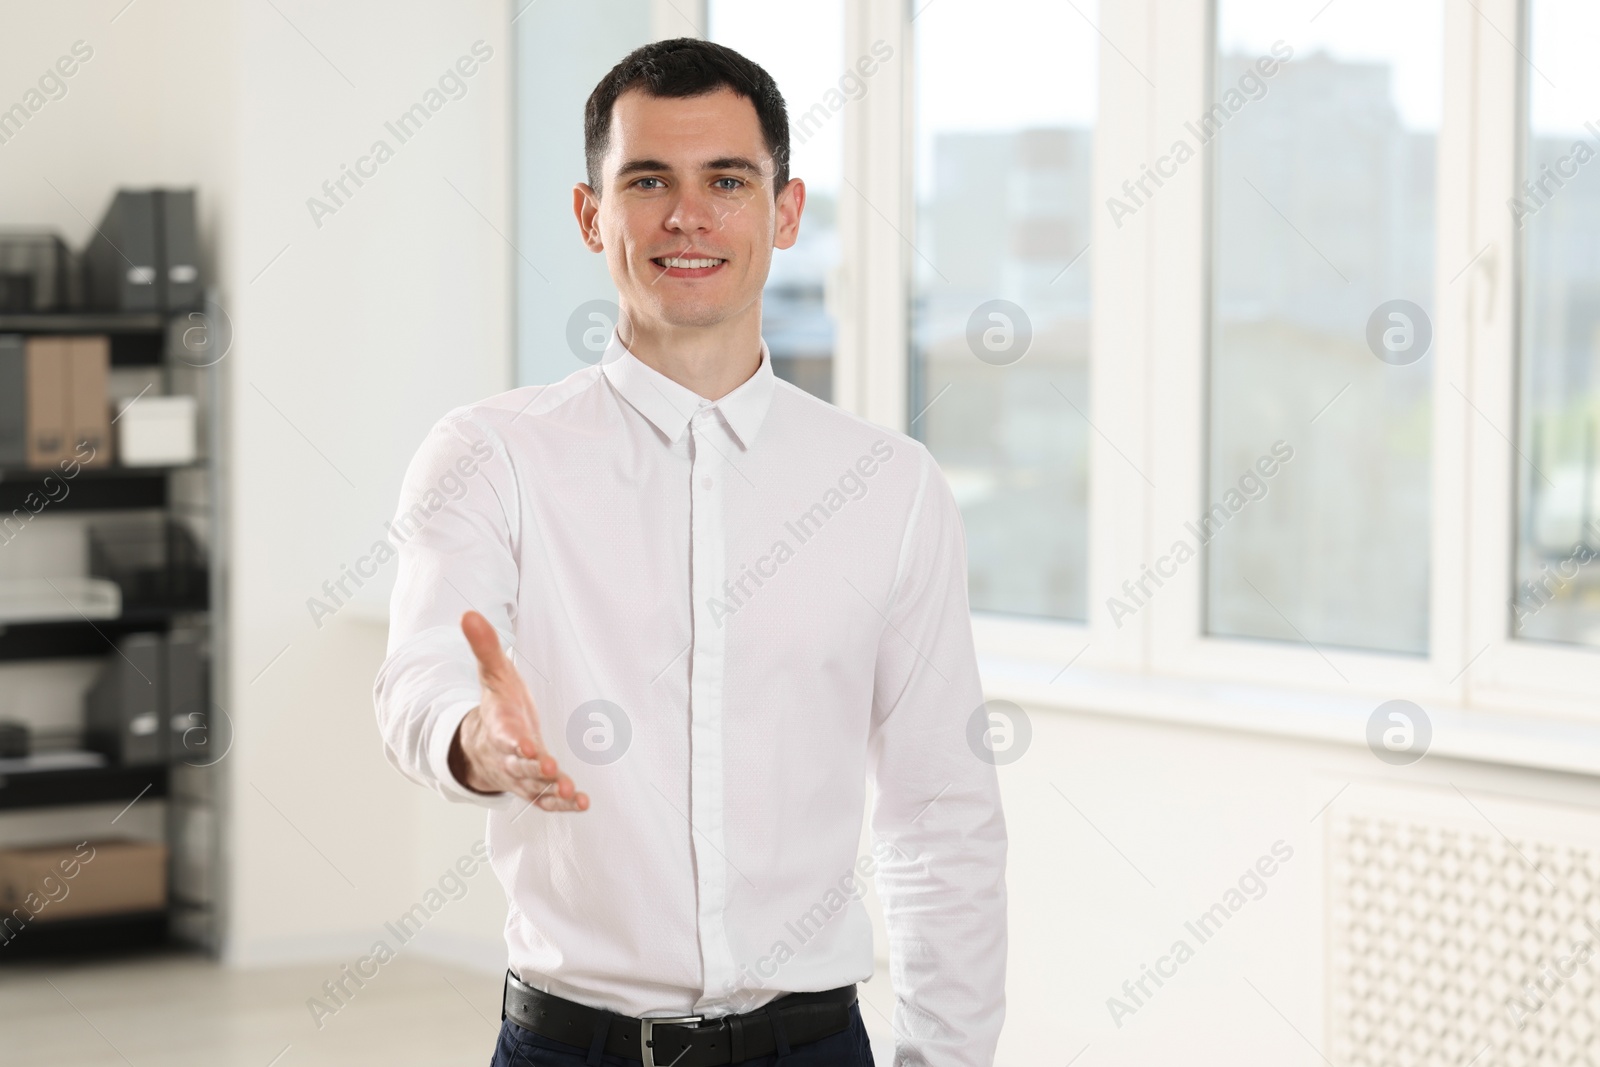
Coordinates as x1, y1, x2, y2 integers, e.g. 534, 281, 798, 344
372, 410, 523, 811
867, 442, 1009, 1067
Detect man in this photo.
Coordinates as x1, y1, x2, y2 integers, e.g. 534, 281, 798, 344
374, 38, 1006, 1067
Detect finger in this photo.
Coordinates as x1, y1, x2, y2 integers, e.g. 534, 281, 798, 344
500, 752, 564, 786
535, 789, 589, 813
505, 769, 581, 812
510, 772, 586, 811
518, 780, 567, 808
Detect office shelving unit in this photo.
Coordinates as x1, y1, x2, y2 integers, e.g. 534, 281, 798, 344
0, 296, 225, 961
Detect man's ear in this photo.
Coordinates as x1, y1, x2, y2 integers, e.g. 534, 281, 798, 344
573, 183, 604, 252
773, 177, 806, 252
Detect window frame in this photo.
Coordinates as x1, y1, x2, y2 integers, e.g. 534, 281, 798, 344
1464, 0, 1600, 714
836, 0, 911, 432
1142, 0, 1455, 702
508, 0, 1600, 724
843, 0, 1600, 720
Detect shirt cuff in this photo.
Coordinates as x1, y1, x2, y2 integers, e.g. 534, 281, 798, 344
428, 697, 522, 810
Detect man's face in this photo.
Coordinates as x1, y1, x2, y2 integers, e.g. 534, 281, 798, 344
575, 86, 804, 332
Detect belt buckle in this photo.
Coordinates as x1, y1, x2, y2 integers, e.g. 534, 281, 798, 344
640, 1013, 702, 1067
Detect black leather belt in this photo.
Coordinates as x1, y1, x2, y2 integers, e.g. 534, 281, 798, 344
500, 969, 857, 1066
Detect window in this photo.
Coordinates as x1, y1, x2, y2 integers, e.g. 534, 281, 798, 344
509, 0, 1600, 717
910, 0, 1096, 621
1205, 0, 1443, 655
708, 0, 843, 402
1513, 0, 1600, 649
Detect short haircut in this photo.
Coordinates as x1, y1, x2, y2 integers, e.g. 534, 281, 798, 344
583, 37, 790, 197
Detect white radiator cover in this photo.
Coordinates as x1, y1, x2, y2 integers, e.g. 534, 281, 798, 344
1327, 780, 1600, 1067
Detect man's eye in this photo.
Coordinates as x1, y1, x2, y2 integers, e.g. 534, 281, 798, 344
715, 177, 744, 190
634, 177, 664, 190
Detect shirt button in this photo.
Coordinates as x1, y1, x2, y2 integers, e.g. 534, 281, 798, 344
701, 477, 713, 489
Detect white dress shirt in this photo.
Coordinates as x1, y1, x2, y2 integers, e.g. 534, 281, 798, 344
373, 330, 1007, 1066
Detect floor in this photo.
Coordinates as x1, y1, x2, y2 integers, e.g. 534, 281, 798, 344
0, 951, 900, 1066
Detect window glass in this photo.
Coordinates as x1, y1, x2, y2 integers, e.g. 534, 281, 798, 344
912, 0, 1096, 620
1206, 0, 1442, 655
1512, 0, 1600, 648
514, 0, 652, 386
709, 0, 844, 402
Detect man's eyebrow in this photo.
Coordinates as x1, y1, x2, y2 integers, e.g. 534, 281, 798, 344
614, 158, 673, 179
702, 156, 767, 177
614, 156, 769, 181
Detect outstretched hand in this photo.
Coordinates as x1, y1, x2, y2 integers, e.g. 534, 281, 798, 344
448, 610, 589, 812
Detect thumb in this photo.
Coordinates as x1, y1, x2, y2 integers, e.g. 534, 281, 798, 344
461, 610, 511, 681
460, 611, 541, 760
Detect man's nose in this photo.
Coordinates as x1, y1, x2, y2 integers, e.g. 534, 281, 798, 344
663, 186, 724, 235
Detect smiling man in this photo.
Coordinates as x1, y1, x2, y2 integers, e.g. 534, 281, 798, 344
374, 38, 1007, 1067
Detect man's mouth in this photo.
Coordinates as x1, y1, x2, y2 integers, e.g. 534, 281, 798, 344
651, 255, 727, 277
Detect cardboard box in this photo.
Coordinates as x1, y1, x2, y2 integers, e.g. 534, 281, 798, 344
115, 394, 197, 466
0, 839, 167, 922
67, 335, 111, 467
23, 336, 68, 467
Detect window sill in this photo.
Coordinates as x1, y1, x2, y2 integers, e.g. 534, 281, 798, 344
977, 654, 1600, 779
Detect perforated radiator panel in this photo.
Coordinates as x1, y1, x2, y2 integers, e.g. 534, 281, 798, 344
1328, 792, 1600, 1067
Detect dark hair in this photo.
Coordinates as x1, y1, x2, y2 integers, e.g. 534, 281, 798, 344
583, 38, 790, 197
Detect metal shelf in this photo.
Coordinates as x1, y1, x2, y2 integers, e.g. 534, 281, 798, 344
0, 465, 193, 512
0, 763, 168, 812
0, 609, 203, 662
0, 312, 167, 333
0, 908, 170, 961
0, 292, 226, 960
0, 312, 179, 366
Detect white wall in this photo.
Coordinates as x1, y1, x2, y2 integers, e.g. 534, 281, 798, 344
988, 696, 1600, 1065
222, 0, 513, 967
0, 0, 234, 257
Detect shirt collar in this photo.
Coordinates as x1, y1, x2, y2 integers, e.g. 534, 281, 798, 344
599, 329, 776, 450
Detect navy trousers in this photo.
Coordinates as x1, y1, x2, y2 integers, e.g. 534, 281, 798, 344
489, 1001, 875, 1066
